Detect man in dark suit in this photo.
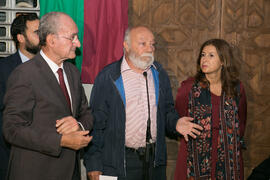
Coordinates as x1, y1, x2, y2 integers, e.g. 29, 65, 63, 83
2, 12, 93, 180
0, 13, 39, 179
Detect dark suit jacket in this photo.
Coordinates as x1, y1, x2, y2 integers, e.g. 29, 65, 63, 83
2, 53, 93, 180
0, 52, 22, 179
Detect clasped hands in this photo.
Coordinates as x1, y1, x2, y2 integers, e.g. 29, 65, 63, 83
176, 117, 203, 142
56, 116, 92, 150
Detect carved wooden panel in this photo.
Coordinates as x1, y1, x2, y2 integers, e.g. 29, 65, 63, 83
223, 0, 270, 177
129, 0, 270, 179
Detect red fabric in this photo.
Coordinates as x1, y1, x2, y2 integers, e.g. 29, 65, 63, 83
81, 0, 128, 83
174, 77, 247, 180
210, 93, 220, 178
57, 68, 71, 111
174, 78, 193, 180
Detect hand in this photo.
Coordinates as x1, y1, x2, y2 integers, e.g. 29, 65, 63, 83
56, 116, 80, 134
60, 131, 92, 150
87, 171, 102, 180
176, 117, 203, 142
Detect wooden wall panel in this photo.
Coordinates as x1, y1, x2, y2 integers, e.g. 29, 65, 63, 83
128, 0, 270, 179
222, 0, 270, 177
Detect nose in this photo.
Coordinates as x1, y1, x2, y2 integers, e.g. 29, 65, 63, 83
146, 44, 154, 53
73, 37, 81, 48
201, 55, 208, 62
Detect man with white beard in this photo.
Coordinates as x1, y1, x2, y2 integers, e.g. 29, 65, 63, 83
84, 26, 202, 180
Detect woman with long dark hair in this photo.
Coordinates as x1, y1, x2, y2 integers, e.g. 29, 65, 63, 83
174, 39, 247, 180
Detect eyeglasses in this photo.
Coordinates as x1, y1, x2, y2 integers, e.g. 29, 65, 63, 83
57, 34, 78, 43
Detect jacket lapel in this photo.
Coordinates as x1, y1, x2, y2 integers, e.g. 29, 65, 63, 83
13, 51, 23, 65
35, 53, 72, 114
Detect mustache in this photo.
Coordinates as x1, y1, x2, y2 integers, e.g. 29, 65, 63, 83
140, 53, 153, 58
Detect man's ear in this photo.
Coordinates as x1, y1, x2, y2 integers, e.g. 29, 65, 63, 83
123, 41, 129, 53
17, 34, 25, 44
46, 34, 55, 47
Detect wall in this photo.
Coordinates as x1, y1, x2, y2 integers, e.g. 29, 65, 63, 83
128, 0, 270, 179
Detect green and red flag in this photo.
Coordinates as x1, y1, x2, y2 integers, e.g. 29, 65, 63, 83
39, 0, 128, 83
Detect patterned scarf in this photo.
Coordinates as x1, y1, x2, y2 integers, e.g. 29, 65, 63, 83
186, 82, 241, 180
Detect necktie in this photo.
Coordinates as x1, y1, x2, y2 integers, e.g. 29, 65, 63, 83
57, 68, 71, 111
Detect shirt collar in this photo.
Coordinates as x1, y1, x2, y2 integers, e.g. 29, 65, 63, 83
18, 50, 30, 63
40, 50, 63, 74
121, 55, 131, 73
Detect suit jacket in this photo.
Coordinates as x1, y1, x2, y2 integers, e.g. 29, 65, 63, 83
0, 52, 22, 179
2, 53, 93, 180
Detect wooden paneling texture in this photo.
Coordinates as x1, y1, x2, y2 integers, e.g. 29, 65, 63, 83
128, 0, 270, 179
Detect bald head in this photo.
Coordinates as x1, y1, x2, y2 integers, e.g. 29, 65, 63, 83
124, 26, 154, 48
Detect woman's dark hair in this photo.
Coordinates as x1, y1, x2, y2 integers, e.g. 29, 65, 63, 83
195, 39, 240, 97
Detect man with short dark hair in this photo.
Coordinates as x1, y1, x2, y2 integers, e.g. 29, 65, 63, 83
11, 13, 40, 56
0, 13, 39, 179
2, 12, 93, 180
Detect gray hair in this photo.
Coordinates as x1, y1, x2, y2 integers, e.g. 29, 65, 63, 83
124, 27, 131, 47
38, 11, 67, 46
123, 26, 152, 48
123, 26, 153, 55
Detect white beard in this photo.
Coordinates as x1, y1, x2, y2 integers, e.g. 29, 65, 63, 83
128, 52, 154, 70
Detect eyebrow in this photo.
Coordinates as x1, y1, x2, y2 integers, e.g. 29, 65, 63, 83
202, 51, 216, 53
138, 40, 156, 43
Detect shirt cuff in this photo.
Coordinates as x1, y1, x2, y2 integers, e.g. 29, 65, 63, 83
77, 122, 85, 131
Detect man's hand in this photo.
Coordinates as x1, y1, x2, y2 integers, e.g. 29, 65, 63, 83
176, 117, 203, 142
87, 171, 102, 180
60, 131, 92, 150
56, 116, 80, 134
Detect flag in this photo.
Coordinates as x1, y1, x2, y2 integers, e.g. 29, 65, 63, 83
81, 0, 128, 83
39, 0, 128, 84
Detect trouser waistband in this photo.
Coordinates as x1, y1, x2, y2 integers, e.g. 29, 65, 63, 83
125, 143, 155, 157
